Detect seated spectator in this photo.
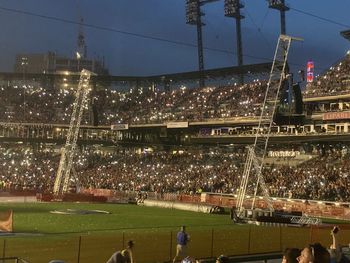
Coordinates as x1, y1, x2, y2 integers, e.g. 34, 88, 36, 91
297, 243, 330, 263
282, 248, 300, 263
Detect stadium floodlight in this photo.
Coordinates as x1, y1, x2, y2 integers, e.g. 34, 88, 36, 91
267, 0, 289, 35
340, 29, 350, 42
186, 0, 200, 25
224, 0, 244, 18
224, 0, 245, 82
185, 0, 219, 87
268, 0, 289, 11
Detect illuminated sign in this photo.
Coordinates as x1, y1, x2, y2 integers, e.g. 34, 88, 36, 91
323, 112, 350, 121
307, 60, 314, 83
268, 151, 300, 158
167, 122, 189, 128
111, 124, 129, 130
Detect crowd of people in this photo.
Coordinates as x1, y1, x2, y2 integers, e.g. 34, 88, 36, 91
0, 142, 350, 203
0, 52, 349, 211
304, 51, 350, 98
0, 52, 349, 126
0, 79, 269, 125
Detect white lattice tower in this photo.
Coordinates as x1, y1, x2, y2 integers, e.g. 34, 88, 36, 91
53, 69, 92, 195
236, 35, 303, 216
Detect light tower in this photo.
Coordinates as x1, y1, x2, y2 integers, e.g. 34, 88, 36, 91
186, 0, 219, 88
268, 0, 289, 35
236, 35, 303, 217
225, 0, 245, 84
53, 69, 93, 195
224, 0, 244, 67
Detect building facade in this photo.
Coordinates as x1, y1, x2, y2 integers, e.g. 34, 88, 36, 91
14, 52, 108, 75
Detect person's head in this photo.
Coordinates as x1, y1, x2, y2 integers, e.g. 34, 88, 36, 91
181, 225, 186, 232
121, 249, 130, 259
216, 255, 229, 263
297, 243, 330, 263
282, 248, 300, 263
127, 240, 134, 249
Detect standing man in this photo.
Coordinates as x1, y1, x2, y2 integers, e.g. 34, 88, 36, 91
173, 226, 190, 263
106, 240, 134, 263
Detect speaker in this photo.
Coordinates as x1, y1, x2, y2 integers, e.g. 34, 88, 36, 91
92, 102, 99, 126
292, 83, 303, 114
279, 78, 289, 104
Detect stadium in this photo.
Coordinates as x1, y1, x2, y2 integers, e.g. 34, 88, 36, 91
0, 1, 350, 263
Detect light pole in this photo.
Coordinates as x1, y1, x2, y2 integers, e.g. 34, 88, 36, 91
225, 0, 245, 84
186, 0, 219, 88
267, 0, 289, 35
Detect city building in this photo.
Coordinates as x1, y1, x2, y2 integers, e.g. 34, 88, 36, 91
14, 52, 108, 75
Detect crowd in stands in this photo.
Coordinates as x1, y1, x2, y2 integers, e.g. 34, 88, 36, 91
265, 146, 350, 201
0, 79, 269, 125
0, 144, 58, 191
0, 53, 349, 207
0, 52, 348, 126
304, 51, 350, 98
0, 142, 350, 203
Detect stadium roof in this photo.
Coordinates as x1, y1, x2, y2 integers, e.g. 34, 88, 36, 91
134, 62, 273, 82
340, 29, 350, 41
0, 62, 272, 83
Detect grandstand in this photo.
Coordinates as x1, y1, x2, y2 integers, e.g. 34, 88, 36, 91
0, 49, 349, 202
1, 1, 350, 262
0, 49, 349, 198
1, 55, 350, 261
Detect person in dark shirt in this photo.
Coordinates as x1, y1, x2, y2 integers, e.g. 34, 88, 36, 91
173, 226, 190, 263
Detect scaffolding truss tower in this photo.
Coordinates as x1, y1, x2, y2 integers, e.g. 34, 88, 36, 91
236, 35, 303, 217
53, 69, 93, 195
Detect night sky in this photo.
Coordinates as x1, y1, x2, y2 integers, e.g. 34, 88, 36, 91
0, 0, 349, 76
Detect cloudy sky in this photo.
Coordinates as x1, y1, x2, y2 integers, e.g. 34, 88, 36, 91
0, 0, 349, 76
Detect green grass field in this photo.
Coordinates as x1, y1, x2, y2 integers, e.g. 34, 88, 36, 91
0, 202, 348, 263
0, 202, 231, 234
0, 202, 237, 263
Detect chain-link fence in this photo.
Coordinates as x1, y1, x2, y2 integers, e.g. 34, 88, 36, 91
0, 224, 348, 263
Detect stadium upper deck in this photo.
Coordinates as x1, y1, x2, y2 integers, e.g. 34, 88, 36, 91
0, 52, 348, 149
0, 52, 348, 127
304, 51, 350, 98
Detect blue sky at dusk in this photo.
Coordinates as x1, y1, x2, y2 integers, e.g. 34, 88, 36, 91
0, 0, 349, 76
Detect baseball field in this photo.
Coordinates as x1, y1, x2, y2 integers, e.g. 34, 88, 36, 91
0, 202, 349, 263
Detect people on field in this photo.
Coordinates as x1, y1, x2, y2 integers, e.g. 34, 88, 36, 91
106, 240, 134, 263
173, 226, 190, 263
